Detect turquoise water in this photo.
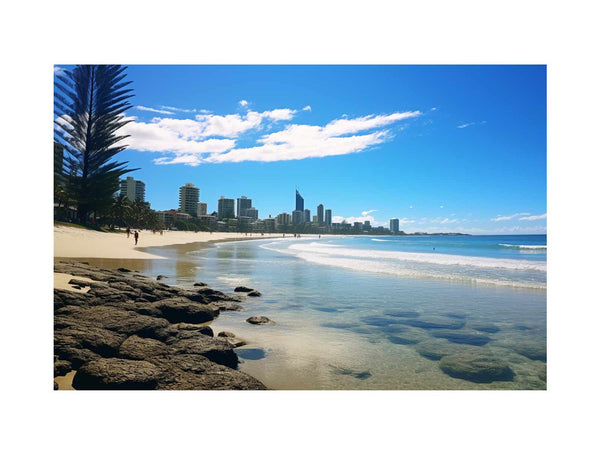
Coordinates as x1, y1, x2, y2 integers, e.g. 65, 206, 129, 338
146, 235, 547, 390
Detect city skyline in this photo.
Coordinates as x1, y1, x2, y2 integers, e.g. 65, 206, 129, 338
56, 65, 547, 235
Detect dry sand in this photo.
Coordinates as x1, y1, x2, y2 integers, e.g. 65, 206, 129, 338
54, 225, 281, 260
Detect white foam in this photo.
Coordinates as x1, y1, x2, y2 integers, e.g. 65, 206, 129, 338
286, 242, 547, 272
499, 244, 547, 250
371, 238, 390, 242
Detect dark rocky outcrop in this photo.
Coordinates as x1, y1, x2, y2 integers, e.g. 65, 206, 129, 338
156, 275, 167, 280
246, 316, 275, 325
396, 315, 466, 330
54, 261, 266, 390
193, 282, 208, 287
429, 329, 492, 346
73, 358, 162, 389
246, 290, 262, 297
234, 286, 254, 293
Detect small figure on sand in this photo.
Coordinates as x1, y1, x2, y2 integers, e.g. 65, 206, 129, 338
160, 230, 163, 236
134, 231, 139, 245
126, 226, 131, 238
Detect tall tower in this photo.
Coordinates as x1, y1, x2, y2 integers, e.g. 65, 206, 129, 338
325, 209, 332, 227
390, 218, 400, 233
295, 189, 304, 212
317, 204, 324, 223
217, 196, 235, 220
237, 196, 252, 217
179, 183, 199, 217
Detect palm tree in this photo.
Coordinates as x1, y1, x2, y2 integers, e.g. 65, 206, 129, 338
54, 65, 137, 224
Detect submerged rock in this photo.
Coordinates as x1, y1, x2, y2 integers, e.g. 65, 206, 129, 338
439, 352, 515, 383
247, 290, 262, 297
246, 316, 275, 325
384, 310, 420, 318
503, 341, 547, 362
396, 315, 466, 330
330, 365, 372, 380
471, 323, 501, 334
430, 329, 492, 346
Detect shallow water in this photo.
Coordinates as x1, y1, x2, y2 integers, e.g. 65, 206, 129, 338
136, 235, 546, 390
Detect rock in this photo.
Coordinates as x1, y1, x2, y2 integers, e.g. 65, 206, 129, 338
330, 366, 372, 380
471, 323, 501, 333
65, 305, 170, 340
54, 289, 91, 310
54, 359, 72, 377
220, 336, 247, 348
385, 310, 420, 318
72, 358, 162, 389
156, 275, 167, 280
117, 268, 132, 272
234, 286, 254, 293
439, 352, 515, 383
54, 381, 59, 390
396, 315, 466, 330
247, 290, 262, 297
153, 298, 219, 324
173, 323, 214, 336
504, 342, 546, 362
170, 333, 239, 368
360, 316, 404, 327
193, 282, 208, 287
430, 329, 492, 346
218, 331, 236, 338
118, 335, 169, 360
414, 339, 472, 361
246, 316, 275, 325
54, 322, 127, 358
68, 279, 94, 288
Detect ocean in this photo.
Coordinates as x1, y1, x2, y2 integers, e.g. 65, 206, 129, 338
144, 234, 547, 390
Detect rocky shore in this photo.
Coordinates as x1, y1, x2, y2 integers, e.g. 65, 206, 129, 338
54, 260, 267, 390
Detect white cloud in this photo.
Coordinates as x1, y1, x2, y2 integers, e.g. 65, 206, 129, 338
121, 108, 421, 165
519, 213, 547, 221
239, 100, 249, 107
431, 217, 458, 224
302, 105, 312, 112
458, 121, 486, 129
136, 106, 175, 115
160, 105, 209, 114
491, 212, 531, 222
409, 205, 413, 209
361, 209, 377, 216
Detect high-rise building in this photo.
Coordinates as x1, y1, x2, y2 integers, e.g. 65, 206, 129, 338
244, 207, 259, 220
292, 210, 304, 224
197, 202, 207, 216
295, 189, 304, 212
179, 183, 199, 217
236, 196, 252, 218
325, 209, 332, 227
390, 218, 400, 233
317, 204, 324, 223
217, 196, 235, 220
120, 176, 146, 202
304, 209, 311, 223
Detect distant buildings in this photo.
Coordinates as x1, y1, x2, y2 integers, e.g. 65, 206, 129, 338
217, 196, 235, 220
317, 204, 324, 223
292, 210, 304, 224
243, 207, 259, 220
179, 183, 199, 217
237, 196, 252, 218
120, 176, 146, 203
325, 209, 332, 227
276, 212, 291, 226
197, 202, 207, 216
390, 218, 400, 233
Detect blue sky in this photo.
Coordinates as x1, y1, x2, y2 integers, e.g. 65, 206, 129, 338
55, 65, 546, 234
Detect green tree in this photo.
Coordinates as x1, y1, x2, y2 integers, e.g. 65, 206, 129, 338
54, 65, 137, 224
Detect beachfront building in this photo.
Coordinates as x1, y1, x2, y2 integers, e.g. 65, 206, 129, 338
264, 218, 276, 232
304, 209, 311, 223
236, 196, 252, 218
317, 204, 324, 223
197, 202, 207, 216
292, 210, 304, 224
390, 218, 400, 233
120, 176, 146, 202
217, 196, 235, 220
295, 189, 304, 211
198, 214, 217, 229
325, 209, 332, 227
179, 183, 199, 217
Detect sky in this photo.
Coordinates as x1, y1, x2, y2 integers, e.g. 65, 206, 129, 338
55, 65, 546, 234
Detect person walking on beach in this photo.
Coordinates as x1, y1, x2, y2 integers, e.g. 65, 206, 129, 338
126, 226, 131, 238
134, 231, 139, 245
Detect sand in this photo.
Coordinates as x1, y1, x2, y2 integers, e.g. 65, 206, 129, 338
54, 225, 282, 260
